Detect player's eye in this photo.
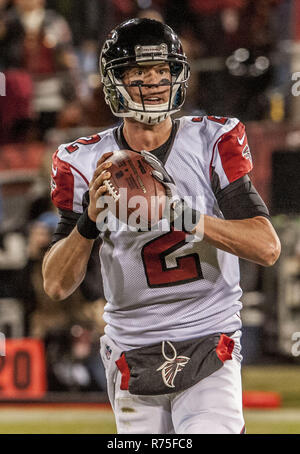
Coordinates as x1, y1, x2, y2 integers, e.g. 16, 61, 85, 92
134, 70, 144, 76
158, 68, 170, 76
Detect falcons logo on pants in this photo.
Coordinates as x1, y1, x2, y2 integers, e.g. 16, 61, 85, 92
156, 341, 190, 388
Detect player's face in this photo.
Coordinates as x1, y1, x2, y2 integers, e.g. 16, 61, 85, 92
123, 63, 171, 105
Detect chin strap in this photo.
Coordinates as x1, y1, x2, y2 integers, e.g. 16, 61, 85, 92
133, 111, 171, 125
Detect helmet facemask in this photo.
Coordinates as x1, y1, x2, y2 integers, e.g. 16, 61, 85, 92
101, 42, 190, 125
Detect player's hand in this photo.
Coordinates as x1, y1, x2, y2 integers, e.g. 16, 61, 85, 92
88, 152, 113, 222
141, 150, 201, 233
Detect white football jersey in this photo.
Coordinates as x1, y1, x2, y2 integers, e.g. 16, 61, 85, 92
51, 116, 253, 350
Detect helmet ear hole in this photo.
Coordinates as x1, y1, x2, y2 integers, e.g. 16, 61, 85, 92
119, 93, 125, 111
114, 68, 125, 80
174, 90, 181, 108
170, 62, 182, 77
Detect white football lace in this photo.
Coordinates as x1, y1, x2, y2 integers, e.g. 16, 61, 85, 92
103, 179, 120, 202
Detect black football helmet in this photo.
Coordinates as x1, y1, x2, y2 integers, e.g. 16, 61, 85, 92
100, 18, 190, 124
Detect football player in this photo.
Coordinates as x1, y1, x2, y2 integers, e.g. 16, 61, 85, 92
43, 18, 281, 434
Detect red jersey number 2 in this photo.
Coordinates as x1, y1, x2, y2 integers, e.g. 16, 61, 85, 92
141, 227, 203, 287
65, 134, 101, 154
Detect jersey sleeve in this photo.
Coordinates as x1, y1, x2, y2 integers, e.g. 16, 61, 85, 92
51, 149, 89, 214
209, 119, 253, 193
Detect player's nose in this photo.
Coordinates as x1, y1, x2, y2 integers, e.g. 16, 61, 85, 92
144, 69, 163, 86
145, 77, 170, 91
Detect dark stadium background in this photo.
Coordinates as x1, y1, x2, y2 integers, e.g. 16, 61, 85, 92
0, 0, 300, 434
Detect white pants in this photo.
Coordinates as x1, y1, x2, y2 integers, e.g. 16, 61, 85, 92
100, 332, 245, 434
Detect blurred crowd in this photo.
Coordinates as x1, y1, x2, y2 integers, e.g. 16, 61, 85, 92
0, 0, 291, 391
0, 0, 288, 144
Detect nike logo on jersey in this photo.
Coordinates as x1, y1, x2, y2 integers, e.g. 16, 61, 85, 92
156, 341, 190, 388
237, 133, 246, 146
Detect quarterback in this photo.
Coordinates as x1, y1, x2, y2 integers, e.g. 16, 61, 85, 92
43, 18, 281, 434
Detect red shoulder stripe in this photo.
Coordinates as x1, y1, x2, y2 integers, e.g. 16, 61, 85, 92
210, 122, 253, 184
51, 151, 74, 211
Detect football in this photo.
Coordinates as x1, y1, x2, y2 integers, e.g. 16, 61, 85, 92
103, 150, 166, 228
